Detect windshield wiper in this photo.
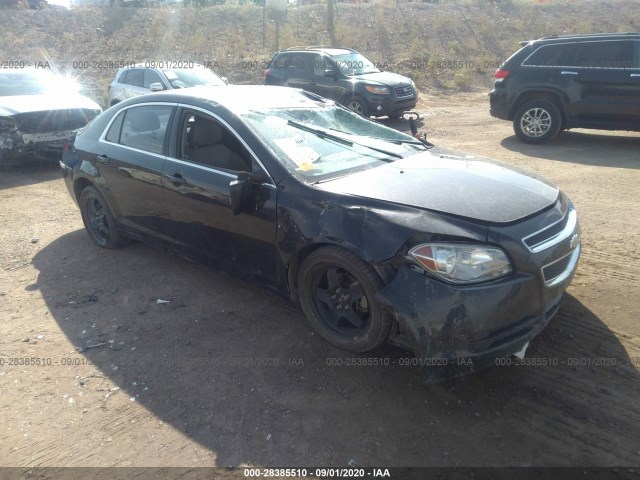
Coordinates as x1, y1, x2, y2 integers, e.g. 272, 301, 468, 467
376, 137, 426, 147
287, 120, 402, 159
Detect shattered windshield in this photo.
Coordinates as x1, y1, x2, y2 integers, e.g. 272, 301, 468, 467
240, 104, 424, 183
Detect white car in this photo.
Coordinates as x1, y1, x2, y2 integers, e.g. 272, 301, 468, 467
0, 68, 102, 167
107, 63, 227, 106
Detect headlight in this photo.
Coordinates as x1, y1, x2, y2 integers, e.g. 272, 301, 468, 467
409, 243, 512, 284
365, 85, 390, 95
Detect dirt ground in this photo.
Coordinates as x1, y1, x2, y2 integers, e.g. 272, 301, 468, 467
0, 93, 639, 473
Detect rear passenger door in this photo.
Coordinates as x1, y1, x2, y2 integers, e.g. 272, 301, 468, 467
268, 52, 314, 91
96, 103, 176, 236
559, 40, 638, 126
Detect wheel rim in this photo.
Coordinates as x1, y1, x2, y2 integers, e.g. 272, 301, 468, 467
347, 100, 364, 115
520, 107, 552, 137
310, 266, 371, 338
85, 195, 110, 245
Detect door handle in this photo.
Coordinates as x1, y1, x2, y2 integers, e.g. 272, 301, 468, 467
560, 71, 578, 75
167, 173, 187, 186
97, 154, 110, 165
630, 74, 640, 77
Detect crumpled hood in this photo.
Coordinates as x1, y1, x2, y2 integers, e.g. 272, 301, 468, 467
315, 150, 559, 224
0, 93, 101, 117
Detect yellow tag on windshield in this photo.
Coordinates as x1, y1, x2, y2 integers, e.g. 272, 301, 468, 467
299, 162, 315, 171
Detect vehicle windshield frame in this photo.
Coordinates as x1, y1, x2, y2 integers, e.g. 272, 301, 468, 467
237, 102, 424, 184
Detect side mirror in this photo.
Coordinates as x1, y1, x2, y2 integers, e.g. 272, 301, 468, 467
324, 69, 336, 78
229, 171, 252, 215
149, 82, 164, 92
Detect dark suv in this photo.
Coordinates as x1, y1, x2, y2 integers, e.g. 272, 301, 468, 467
490, 33, 640, 144
265, 47, 417, 118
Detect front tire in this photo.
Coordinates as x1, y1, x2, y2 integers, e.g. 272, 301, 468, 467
513, 99, 561, 144
79, 185, 129, 249
345, 96, 369, 117
298, 246, 392, 352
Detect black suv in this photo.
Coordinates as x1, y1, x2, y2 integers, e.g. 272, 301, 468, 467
490, 33, 640, 144
265, 47, 417, 118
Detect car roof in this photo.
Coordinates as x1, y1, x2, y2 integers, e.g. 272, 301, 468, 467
522, 32, 640, 46
124, 85, 331, 111
282, 47, 357, 56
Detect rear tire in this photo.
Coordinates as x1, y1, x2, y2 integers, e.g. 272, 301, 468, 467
79, 185, 129, 249
298, 246, 392, 352
513, 99, 561, 144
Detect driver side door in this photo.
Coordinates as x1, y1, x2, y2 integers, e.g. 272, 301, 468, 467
160, 106, 280, 285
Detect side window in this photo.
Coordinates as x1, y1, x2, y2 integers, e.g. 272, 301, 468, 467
105, 111, 125, 143
270, 53, 290, 70
293, 53, 313, 77
123, 69, 144, 87
179, 110, 250, 172
313, 54, 333, 76
523, 44, 573, 67
144, 70, 164, 89
109, 105, 173, 155
273, 53, 312, 77
568, 41, 634, 69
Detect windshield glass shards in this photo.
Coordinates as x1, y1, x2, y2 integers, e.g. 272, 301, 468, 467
239, 105, 425, 183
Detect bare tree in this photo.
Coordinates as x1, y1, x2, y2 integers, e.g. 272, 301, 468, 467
327, 0, 336, 47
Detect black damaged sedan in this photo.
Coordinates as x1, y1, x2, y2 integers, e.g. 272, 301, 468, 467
61, 86, 580, 382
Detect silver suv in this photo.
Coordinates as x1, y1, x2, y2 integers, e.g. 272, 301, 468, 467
107, 63, 227, 106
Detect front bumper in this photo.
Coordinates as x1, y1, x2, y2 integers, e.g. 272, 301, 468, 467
378, 203, 581, 383
364, 91, 417, 117
1, 131, 76, 166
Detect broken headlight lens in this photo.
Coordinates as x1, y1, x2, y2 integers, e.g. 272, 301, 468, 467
408, 243, 512, 284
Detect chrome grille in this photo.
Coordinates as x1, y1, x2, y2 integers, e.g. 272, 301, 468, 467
522, 208, 577, 253
394, 86, 414, 97
524, 215, 568, 249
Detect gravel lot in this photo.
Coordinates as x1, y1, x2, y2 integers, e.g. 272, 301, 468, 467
0, 93, 638, 473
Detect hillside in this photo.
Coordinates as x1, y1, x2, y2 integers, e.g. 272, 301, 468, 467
0, 0, 639, 107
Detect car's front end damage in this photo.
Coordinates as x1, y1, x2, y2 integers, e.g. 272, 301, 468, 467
311, 150, 581, 383
377, 198, 580, 383
0, 108, 101, 167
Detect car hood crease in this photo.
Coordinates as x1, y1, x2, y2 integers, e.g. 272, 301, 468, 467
315, 152, 559, 224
